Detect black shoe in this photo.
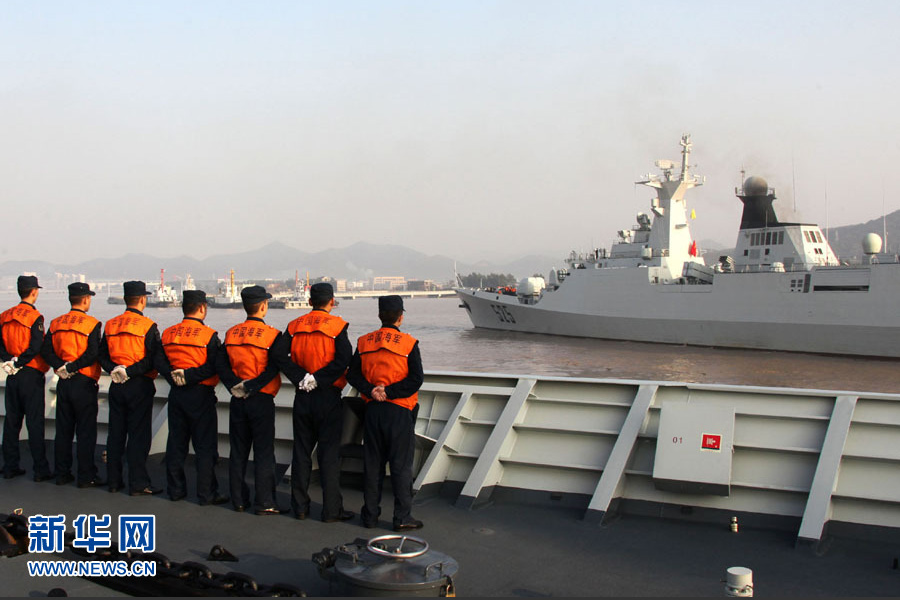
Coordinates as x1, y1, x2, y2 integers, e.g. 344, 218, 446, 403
199, 494, 229, 506
294, 511, 308, 520
130, 486, 163, 496
393, 519, 424, 531
33, 473, 54, 483
362, 520, 378, 529
323, 510, 355, 523
255, 507, 282, 516
108, 485, 122, 493
169, 492, 187, 502
3, 468, 25, 479
77, 478, 106, 489
55, 473, 75, 486
234, 504, 247, 513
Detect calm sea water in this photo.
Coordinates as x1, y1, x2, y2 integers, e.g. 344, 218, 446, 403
7, 292, 900, 393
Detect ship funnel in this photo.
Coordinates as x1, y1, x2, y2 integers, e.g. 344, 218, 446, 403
862, 233, 883, 255
736, 175, 780, 230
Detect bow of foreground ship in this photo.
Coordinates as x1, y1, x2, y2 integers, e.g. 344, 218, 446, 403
4, 370, 900, 596
457, 135, 900, 357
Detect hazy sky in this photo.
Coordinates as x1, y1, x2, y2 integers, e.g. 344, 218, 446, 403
3, 1, 899, 264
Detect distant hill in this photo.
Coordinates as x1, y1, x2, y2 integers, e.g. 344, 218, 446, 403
823, 210, 900, 261
5, 212, 896, 287
0, 242, 558, 285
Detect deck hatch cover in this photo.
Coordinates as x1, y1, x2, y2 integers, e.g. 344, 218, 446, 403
652, 404, 735, 496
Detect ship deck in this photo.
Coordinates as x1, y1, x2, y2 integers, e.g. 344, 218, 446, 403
2, 450, 899, 597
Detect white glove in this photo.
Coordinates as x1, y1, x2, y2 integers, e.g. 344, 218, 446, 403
2, 360, 17, 376
171, 369, 186, 386
110, 365, 129, 384
230, 381, 248, 399
55, 365, 71, 380
299, 373, 318, 392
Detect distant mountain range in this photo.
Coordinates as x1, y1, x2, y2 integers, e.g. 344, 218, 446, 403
4, 210, 897, 287
823, 210, 900, 260
0, 242, 560, 285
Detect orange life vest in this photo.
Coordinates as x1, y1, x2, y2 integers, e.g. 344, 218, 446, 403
49, 310, 101, 380
224, 319, 282, 397
162, 319, 219, 387
104, 311, 158, 378
0, 303, 50, 373
357, 328, 418, 410
287, 311, 348, 390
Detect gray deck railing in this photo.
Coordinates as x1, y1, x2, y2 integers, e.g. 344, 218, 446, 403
3, 371, 899, 543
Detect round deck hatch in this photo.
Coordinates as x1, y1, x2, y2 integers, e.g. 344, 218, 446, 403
313, 535, 458, 597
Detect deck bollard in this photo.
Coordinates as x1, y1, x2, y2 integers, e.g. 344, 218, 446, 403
725, 566, 753, 597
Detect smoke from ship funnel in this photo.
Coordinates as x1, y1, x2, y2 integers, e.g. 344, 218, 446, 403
737, 175, 780, 230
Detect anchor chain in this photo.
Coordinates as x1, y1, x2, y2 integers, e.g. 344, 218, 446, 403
1, 513, 305, 596
0, 513, 29, 558
73, 547, 307, 597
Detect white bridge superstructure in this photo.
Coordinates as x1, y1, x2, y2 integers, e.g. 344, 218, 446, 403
457, 135, 900, 357
3, 371, 900, 545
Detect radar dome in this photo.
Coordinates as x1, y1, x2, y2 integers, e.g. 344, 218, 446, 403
862, 233, 883, 255
742, 176, 769, 196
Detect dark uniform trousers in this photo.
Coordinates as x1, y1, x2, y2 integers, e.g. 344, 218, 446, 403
54, 374, 100, 484
361, 401, 416, 527
166, 385, 220, 502
106, 376, 155, 492
2, 367, 51, 477
229, 393, 277, 510
291, 386, 344, 519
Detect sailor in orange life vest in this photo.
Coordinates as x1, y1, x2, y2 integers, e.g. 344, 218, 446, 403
99, 280, 168, 496
216, 285, 287, 515
161, 290, 229, 506
273, 282, 354, 522
41, 282, 105, 488
0, 275, 53, 481
346, 295, 425, 531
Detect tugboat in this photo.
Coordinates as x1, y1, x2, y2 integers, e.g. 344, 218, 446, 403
146, 269, 180, 308
209, 269, 286, 308
284, 270, 311, 309
107, 269, 180, 307
182, 272, 196, 294
457, 134, 900, 357
208, 269, 244, 309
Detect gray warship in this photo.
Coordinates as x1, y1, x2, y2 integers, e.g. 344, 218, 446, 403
457, 135, 900, 357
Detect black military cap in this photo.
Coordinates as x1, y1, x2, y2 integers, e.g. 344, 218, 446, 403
182, 290, 207, 304
68, 282, 95, 297
123, 281, 151, 297
240, 285, 272, 302
378, 295, 404, 312
309, 282, 334, 305
17, 275, 41, 292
